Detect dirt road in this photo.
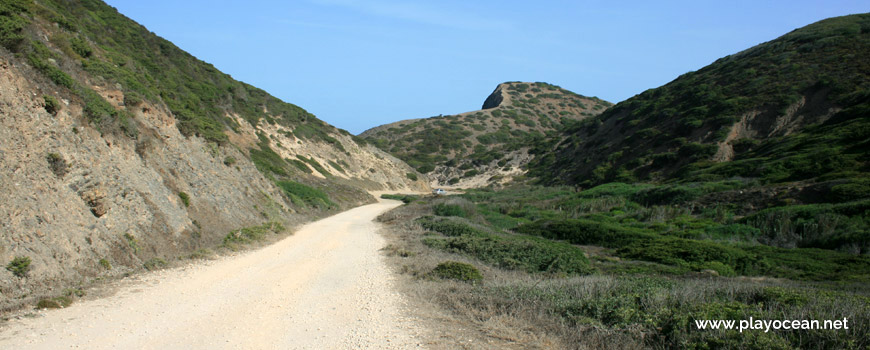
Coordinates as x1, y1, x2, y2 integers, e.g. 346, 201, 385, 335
0, 198, 422, 349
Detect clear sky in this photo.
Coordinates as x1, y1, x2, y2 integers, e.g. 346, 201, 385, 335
104, 1, 867, 134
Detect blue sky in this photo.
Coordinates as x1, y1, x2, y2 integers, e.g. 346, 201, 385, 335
105, 1, 868, 134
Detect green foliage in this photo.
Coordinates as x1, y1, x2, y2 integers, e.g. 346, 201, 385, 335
433, 203, 468, 217
9, 0, 341, 145
429, 234, 593, 274
328, 160, 346, 174
36, 296, 72, 309
0, 0, 29, 51
43, 95, 59, 115
143, 258, 167, 271
829, 178, 870, 201
123, 232, 140, 253
380, 193, 419, 204
69, 36, 91, 58
177, 192, 190, 207
430, 261, 482, 283
249, 137, 289, 177
418, 216, 483, 237
406, 172, 418, 181
222, 221, 285, 246
287, 158, 312, 173
276, 181, 335, 209
6, 256, 31, 277
398, 184, 870, 349
98, 258, 111, 270
532, 14, 870, 187
296, 155, 330, 177
223, 156, 236, 166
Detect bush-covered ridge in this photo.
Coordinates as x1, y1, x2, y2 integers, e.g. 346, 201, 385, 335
531, 14, 870, 188
1, 0, 337, 145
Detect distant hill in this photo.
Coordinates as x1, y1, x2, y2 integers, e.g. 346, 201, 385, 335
361, 82, 611, 187
530, 14, 870, 193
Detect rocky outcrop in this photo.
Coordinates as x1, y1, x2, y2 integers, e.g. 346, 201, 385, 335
481, 84, 505, 109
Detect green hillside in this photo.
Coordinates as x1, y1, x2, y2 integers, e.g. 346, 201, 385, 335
362, 82, 611, 185
531, 14, 869, 190
0, 0, 345, 145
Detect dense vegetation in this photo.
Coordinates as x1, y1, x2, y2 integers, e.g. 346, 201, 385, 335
1, 0, 339, 145
363, 82, 611, 183
531, 14, 870, 190
381, 186, 870, 348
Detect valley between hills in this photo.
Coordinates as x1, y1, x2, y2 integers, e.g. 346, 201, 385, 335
1, 1, 869, 349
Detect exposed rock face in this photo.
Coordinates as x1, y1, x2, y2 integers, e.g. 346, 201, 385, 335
481, 85, 504, 109
0, 51, 426, 310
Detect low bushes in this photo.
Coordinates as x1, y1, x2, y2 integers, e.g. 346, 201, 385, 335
223, 221, 285, 246
277, 181, 335, 209
6, 256, 31, 277
430, 261, 482, 283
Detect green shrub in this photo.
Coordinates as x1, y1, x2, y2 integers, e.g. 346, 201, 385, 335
276, 181, 335, 209
434, 203, 468, 217
124, 91, 143, 107
431, 234, 593, 274
406, 172, 418, 181
223, 221, 285, 245
98, 258, 112, 270
430, 261, 482, 283
417, 216, 482, 237
6, 256, 31, 277
517, 219, 655, 248
143, 258, 168, 271
178, 192, 190, 207
43, 95, 59, 115
829, 178, 870, 201
416, 164, 435, 174
632, 185, 704, 205
69, 36, 92, 58
36, 296, 72, 309
380, 193, 418, 204
223, 156, 236, 166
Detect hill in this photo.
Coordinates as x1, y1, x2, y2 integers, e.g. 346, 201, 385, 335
0, 0, 426, 310
361, 82, 611, 187
531, 14, 870, 193
368, 15, 870, 349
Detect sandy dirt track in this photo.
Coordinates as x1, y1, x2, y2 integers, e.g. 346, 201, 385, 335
0, 198, 422, 349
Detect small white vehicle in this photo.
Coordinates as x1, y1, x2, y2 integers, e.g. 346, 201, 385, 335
433, 188, 446, 195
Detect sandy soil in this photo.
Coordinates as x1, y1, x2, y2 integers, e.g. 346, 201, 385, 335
0, 198, 423, 349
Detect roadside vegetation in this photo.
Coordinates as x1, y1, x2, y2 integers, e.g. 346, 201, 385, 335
378, 186, 870, 349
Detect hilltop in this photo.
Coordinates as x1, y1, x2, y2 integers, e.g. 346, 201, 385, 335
0, 0, 426, 310
361, 82, 611, 187
530, 14, 870, 193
